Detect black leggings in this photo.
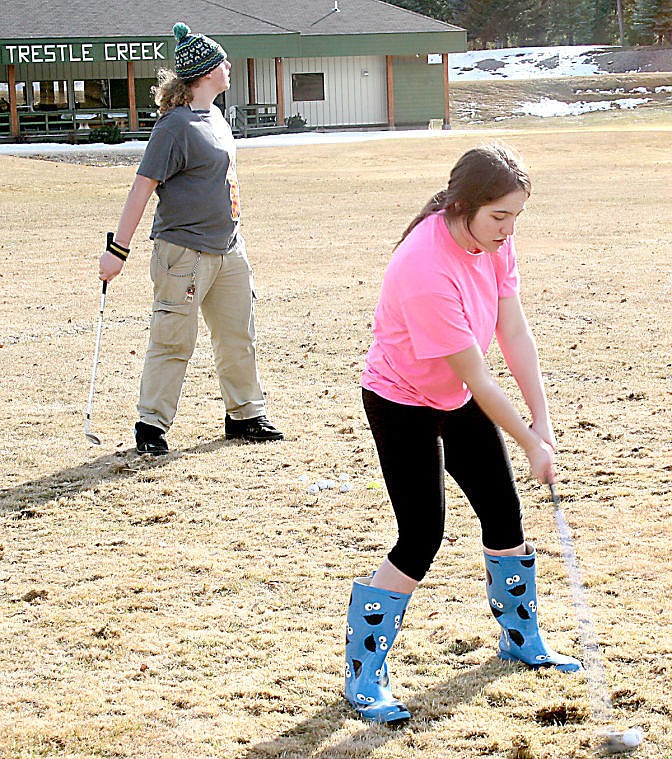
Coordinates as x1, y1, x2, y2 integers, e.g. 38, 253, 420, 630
362, 388, 524, 582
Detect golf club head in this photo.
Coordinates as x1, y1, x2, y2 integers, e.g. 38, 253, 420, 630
598, 727, 643, 754
84, 415, 101, 445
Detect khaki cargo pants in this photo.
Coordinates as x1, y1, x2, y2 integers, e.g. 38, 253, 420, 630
137, 236, 266, 432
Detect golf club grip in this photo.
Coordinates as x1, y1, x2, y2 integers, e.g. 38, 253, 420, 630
101, 231, 112, 294
103, 232, 113, 293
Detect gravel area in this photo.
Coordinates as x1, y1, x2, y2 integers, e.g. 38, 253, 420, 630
26, 149, 146, 167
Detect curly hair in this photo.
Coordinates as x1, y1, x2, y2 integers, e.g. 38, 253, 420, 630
152, 68, 193, 114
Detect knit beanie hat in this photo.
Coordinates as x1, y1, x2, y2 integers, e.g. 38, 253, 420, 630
173, 22, 226, 82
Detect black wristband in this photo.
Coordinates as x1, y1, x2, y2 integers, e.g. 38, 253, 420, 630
106, 232, 129, 262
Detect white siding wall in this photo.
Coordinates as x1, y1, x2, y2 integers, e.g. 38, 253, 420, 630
225, 58, 247, 108
253, 55, 387, 127
253, 58, 277, 106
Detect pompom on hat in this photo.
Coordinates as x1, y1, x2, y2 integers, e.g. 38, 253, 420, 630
173, 22, 226, 82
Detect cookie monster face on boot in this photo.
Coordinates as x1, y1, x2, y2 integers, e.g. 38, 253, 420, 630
484, 548, 583, 673
344, 578, 411, 723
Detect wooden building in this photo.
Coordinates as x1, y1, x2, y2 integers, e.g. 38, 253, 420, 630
0, 0, 466, 141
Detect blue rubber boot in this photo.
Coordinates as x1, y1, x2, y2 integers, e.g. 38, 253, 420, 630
344, 576, 412, 723
484, 546, 583, 673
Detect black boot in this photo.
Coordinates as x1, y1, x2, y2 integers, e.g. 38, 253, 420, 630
135, 421, 169, 455
225, 414, 283, 442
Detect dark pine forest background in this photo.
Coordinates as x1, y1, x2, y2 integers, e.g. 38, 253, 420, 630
386, 0, 672, 48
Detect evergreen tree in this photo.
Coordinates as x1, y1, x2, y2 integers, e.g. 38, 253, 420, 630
384, 0, 646, 46
460, 0, 538, 47
545, 0, 595, 44
511, 0, 548, 45
383, 0, 462, 23
592, 0, 619, 44
635, 0, 672, 43
656, 0, 672, 43
633, 0, 652, 42
615, 0, 639, 44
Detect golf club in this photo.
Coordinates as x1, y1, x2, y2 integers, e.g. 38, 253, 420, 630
84, 270, 108, 445
549, 483, 643, 754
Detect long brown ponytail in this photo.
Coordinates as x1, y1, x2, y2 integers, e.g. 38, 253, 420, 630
398, 143, 531, 246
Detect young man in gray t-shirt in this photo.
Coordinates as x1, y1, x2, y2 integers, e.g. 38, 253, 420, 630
98, 23, 283, 453
138, 103, 240, 254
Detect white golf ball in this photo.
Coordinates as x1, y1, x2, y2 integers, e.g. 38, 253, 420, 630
338, 472, 350, 481
621, 728, 643, 748
298, 474, 309, 483
307, 484, 320, 495
317, 479, 336, 490
339, 482, 352, 493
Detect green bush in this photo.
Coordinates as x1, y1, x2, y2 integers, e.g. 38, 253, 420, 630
88, 125, 123, 144
285, 114, 307, 132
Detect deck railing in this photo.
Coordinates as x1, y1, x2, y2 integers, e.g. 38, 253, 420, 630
0, 103, 285, 140
228, 103, 283, 137
0, 107, 159, 139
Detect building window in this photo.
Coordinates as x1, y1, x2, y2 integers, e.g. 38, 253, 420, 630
15, 82, 28, 107
0, 81, 27, 133
0, 82, 10, 111
291, 73, 325, 102
32, 80, 68, 110
74, 80, 110, 109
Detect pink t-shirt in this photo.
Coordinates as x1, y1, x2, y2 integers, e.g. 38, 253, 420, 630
362, 212, 520, 411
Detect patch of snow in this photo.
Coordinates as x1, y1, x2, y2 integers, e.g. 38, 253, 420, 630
515, 97, 651, 117
0, 139, 148, 155
616, 97, 652, 109
235, 129, 447, 149
576, 87, 649, 95
0, 130, 454, 155
449, 45, 613, 81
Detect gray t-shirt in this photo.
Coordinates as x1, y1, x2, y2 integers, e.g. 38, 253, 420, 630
138, 105, 240, 254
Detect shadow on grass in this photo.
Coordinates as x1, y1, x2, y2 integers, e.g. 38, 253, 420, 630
243, 656, 504, 758
0, 436, 233, 514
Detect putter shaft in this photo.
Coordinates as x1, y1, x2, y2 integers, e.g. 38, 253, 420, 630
550, 485, 613, 724
84, 279, 107, 444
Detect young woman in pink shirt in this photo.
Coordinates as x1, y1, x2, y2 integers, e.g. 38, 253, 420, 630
345, 144, 581, 725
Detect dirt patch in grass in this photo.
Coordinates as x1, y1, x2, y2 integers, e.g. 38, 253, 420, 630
0, 114, 671, 758
589, 45, 672, 74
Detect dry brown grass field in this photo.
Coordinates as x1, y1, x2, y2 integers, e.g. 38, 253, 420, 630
448, 72, 672, 128
1, 102, 671, 758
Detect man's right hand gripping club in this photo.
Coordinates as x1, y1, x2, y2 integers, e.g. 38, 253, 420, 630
99, 231, 129, 282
